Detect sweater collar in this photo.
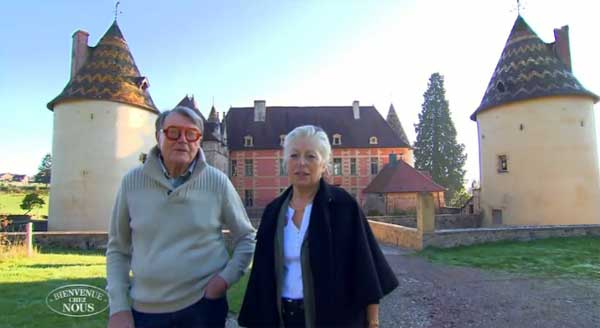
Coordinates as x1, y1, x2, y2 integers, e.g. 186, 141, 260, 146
143, 146, 207, 189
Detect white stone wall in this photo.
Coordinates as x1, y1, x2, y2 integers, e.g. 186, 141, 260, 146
49, 100, 157, 231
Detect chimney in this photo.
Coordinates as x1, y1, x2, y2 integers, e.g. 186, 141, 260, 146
254, 100, 266, 122
71, 30, 90, 79
352, 100, 360, 119
389, 153, 398, 166
553, 25, 572, 72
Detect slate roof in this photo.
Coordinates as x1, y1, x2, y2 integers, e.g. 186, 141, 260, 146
176, 95, 206, 121
225, 105, 411, 151
471, 16, 598, 121
48, 21, 158, 113
386, 103, 411, 147
363, 160, 445, 193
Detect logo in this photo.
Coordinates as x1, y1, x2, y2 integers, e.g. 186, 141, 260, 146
46, 284, 109, 317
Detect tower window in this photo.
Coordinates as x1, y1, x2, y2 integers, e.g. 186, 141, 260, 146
498, 155, 508, 173
332, 134, 341, 145
244, 135, 253, 147
369, 136, 378, 145
496, 81, 506, 93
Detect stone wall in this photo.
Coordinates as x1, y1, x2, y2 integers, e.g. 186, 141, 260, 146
368, 220, 422, 250
368, 214, 482, 229
4, 231, 235, 251
423, 225, 600, 249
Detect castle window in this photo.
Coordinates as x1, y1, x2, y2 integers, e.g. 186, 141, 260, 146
350, 158, 357, 176
333, 158, 342, 176
280, 134, 286, 146
244, 190, 254, 207
245, 159, 253, 176
370, 158, 379, 175
369, 136, 378, 145
244, 135, 253, 147
230, 160, 237, 176
279, 159, 286, 176
497, 155, 508, 173
332, 134, 341, 146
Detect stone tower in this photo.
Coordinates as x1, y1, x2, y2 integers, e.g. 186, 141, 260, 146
47, 21, 159, 231
471, 16, 600, 226
202, 105, 228, 174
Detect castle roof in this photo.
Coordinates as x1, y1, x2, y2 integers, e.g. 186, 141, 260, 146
47, 21, 158, 113
176, 95, 206, 121
364, 159, 445, 193
471, 16, 598, 121
225, 105, 411, 151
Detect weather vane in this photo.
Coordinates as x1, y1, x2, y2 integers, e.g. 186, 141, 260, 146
114, 1, 122, 21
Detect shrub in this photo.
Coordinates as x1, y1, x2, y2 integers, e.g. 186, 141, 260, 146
20, 193, 45, 215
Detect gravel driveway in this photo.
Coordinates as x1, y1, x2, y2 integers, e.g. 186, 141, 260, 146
378, 245, 600, 328
230, 245, 600, 327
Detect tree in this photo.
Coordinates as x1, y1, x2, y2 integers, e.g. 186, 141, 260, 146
414, 73, 467, 203
20, 193, 45, 215
35, 153, 52, 185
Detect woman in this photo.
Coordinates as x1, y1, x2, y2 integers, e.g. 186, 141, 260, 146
238, 125, 398, 328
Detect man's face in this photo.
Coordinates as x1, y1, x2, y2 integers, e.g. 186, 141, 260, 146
157, 112, 201, 168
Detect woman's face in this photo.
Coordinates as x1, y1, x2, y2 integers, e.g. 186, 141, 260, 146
287, 137, 327, 190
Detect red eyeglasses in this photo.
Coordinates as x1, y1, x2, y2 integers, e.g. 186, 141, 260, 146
161, 126, 202, 142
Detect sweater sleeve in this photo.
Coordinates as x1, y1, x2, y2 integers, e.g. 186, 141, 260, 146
105, 182, 133, 316
218, 178, 257, 287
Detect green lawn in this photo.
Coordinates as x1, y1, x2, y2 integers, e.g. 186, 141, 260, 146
0, 247, 249, 328
0, 193, 49, 216
418, 236, 600, 280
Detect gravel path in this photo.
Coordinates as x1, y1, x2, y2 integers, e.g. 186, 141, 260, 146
231, 245, 600, 327
378, 245, 600, 328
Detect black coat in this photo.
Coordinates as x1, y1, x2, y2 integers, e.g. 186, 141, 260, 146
238, 179, 399, 327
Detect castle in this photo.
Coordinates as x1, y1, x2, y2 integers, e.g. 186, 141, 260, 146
46, 15, 599, 231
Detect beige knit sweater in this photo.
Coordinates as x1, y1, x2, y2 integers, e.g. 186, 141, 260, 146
106, 147, 256, 315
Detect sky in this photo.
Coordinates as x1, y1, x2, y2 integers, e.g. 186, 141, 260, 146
1, 0, 599, 185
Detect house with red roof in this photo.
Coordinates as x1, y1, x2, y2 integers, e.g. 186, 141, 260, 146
363, 154, 445, 215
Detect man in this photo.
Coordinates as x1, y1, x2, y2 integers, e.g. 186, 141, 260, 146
106, 106, 256, 328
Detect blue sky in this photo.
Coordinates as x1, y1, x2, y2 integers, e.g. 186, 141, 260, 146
1, 0, 599, 184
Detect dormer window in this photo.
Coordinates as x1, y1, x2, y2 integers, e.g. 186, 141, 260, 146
136, 77, 149, 91
369, 136, 378, 145
244, 135, 253, 147
332, 134, 341, 146
280, 134, 286, 146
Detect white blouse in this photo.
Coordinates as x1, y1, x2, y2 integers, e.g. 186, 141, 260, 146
281, 203, 312, 299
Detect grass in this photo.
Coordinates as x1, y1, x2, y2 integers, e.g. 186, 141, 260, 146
0, 246, 249, 328
418, 236, 600, 280
0, 193, 49, 216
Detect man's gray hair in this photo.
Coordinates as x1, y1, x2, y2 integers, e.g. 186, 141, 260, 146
155, 106, 204, 135
283, 125, 332, 171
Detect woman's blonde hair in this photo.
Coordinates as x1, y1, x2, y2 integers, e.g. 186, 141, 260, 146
282, 125, 332, 172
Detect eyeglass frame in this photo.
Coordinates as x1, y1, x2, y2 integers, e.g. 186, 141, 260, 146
161, 125, 203, 142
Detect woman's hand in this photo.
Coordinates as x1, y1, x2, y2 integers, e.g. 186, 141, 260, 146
366, 304, 379, 328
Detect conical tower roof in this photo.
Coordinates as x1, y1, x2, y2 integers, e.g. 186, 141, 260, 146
207, 105, 219, 122
47, 21, 158, 113
471, 16, 598, 121
176, 95, 206, 121
386, 103, 410, 146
